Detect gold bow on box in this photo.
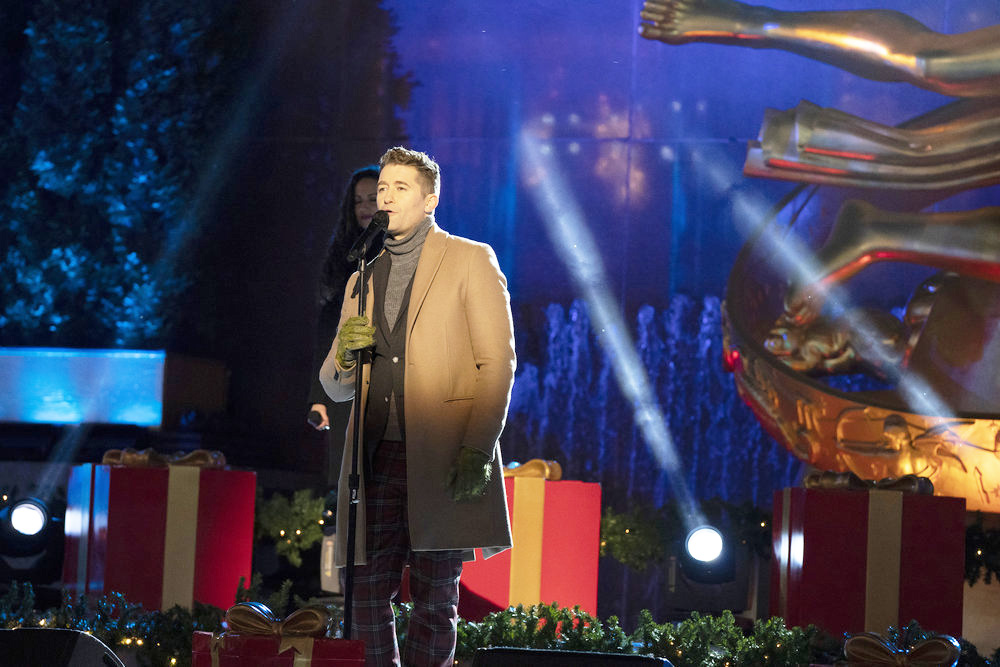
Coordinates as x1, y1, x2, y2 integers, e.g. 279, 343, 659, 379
215, 601, 332, 666
101, 447, 226, 468
844, 631, 960, 666
503, 459, 563, 480
803, 470, 934, 495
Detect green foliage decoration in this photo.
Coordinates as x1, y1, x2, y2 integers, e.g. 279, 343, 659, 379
5, 583, 1000, 666
254, 488, 325, 568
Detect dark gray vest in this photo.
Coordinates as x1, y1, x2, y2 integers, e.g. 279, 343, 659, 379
363, 254, 414, 459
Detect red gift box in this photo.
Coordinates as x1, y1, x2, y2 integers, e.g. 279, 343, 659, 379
192, 631, 364, 666
456, 477, 601, 619
62, 463, 255, 610
770, 487, 964, 637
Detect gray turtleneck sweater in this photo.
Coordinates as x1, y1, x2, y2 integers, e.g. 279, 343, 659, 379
382, 216, 432, 326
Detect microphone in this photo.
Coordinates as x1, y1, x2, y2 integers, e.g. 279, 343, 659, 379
346, 210, 389, 263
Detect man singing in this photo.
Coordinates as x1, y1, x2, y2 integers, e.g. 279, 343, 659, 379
320, 146, 515, 666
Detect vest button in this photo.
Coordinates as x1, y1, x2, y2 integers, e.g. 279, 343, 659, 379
392, 356, 399, 363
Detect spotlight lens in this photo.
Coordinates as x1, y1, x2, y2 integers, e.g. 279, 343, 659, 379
11, 500, 47, 536
686, 526, 723, 562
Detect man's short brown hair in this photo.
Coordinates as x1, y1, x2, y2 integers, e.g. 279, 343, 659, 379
379, 146, 441, 196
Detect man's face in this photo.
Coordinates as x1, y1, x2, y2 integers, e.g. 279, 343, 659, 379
377, 163, 438, 240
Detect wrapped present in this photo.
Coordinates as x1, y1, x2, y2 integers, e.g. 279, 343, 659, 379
456, 472, 601, 619
62, 457, 255, 610
770, 485, 965, 637
192, 602, 364, 666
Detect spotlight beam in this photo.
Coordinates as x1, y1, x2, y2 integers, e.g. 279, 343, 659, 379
520, 131, 706, 531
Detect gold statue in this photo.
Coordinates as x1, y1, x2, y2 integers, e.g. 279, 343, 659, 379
639, 0, 1000, 97
639, 0, 1000, 510
764, 306, 906, 378
745, 100, 1000, 190
780, 199, 1000, 327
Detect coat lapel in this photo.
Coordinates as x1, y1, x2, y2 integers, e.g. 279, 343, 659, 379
406, 222, 447, 343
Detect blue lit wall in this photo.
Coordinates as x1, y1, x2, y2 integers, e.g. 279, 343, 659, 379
382, 0, 1000, 307
0, 348, 164, 426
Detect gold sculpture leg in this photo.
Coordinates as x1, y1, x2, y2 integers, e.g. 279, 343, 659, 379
639, 0, 1000, 97
782, 200, 1000, 327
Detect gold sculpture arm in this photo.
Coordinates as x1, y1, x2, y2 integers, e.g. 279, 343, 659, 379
639, 0, 1000, 97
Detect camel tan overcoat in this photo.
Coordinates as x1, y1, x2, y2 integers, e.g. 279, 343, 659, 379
319, 222, 516, 566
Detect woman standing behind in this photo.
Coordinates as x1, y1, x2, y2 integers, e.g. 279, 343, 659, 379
307, 166, 381, 480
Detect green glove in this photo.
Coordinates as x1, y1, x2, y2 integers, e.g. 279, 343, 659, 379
447, 446, 492, 501
335, 315, 375, 368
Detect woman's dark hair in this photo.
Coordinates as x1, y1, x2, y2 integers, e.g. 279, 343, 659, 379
319, 165, 380, 307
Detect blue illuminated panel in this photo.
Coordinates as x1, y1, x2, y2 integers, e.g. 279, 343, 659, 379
0, 348, 166, 426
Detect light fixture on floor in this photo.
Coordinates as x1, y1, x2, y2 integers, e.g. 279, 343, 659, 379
680, 525, 734, 584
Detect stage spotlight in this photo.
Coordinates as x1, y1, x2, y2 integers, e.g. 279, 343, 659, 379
680, 525, 734, 584
685, 526, 723, 563
1, 497, 54, 558
11, 499, 48, 536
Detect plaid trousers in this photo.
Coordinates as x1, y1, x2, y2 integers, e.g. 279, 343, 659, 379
352, 439, 464, 667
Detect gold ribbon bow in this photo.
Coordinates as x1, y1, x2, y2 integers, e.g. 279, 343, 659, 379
503, 459, 563, 480
101, 447, 226, 468
803, 471, 933, 495
844, 632, 960, 666
225, 601, 331, 637
224, 602, 332, 666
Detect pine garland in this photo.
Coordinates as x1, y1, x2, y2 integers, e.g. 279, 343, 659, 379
2, 584, 999, 666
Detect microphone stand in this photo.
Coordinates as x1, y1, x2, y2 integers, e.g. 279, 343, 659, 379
343, 253, 370, 641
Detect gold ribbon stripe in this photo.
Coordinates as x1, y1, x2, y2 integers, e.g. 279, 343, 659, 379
162, 465, 201, 610
508, 477, 546, 606
865, 490, 902, 632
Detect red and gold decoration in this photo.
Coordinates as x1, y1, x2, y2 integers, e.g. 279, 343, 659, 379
403, 461, 598, 621
192, 601, 363, 666
62, 450, 256, 611
771, 482, 965, 638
